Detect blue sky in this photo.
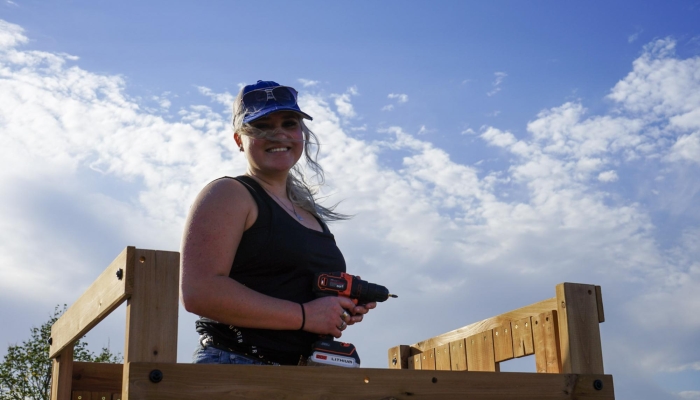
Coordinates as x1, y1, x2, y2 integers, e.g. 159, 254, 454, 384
2, 1, 700, 398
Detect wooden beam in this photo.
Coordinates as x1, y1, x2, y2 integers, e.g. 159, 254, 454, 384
435, 343, 451, 371
50, 346, 74, 400
410, 298, 557, 352
449, 339, 467, 371
511, 317, 534, 358
71, 362, 123, 392
493, 323, 514, 363
50, 247, 135, 358
125, 362, 615, 399
122, 249, 180, 397
556, 283, 604, 374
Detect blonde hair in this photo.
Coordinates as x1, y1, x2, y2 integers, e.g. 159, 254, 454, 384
232, 89, 349, 222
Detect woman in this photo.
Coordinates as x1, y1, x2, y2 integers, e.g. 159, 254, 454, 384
180, 80, 375, 366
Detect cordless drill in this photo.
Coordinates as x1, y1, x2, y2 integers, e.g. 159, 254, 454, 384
307, 272, 397, 367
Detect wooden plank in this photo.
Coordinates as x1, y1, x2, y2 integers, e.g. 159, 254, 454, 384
410, 353, 421, 370
72, 392, 91, 400
595, 285, 605, 323
556, 283, 604, 374
449, 339, 467, 371
512, 317, 534, 358
533, 311, 561, 373
420, 349, 436, 370
71, 362, 123, 392
50, 247, 134, 358
122, 250, 180, 398
126, 362, 615, 399
466, 330, 498, 372
411, 297, 557, 352
493, 323, 514, 362
112, 394, 122, 400
51, 346, 74, 400
387, 345, 410, 369
434, 343, 451, 371
95, 392, 112, 400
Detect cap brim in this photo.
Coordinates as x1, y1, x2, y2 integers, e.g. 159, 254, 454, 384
243, 106, 313, 124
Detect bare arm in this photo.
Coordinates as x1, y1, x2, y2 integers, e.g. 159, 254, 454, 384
180, 179, 359, 337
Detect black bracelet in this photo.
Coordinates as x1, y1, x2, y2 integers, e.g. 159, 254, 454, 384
299, 303, 306, 331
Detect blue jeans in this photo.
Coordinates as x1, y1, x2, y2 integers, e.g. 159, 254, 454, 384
192, 341, 268, 365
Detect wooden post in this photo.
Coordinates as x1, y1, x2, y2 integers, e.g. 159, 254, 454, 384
387, 345, 410, 369
50, 346, 73, 400
121, 249, 180, 399
556, 283, 604, 374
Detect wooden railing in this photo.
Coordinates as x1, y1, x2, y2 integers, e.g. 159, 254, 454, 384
388, 283, 605, 375
49, 247, 615, 399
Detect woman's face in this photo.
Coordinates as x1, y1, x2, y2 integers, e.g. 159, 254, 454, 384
235, 111, 304, 176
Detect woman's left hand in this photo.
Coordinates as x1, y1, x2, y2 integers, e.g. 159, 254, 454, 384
344, 302, 376, 326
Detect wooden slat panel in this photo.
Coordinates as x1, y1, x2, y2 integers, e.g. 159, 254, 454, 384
51, 346, 74, 400
72, 392, 91, 400
72, 362, 122, 392
127, 362, 615, 399
111, 394, 122, 400
533, 311, 561, 373
466, 330, 498, 372
435, 343, 451, 370
420, 349, 436, 370
411, 298, 557, 352
449, 339, 467, 371
595, 285, 605, 323
50, 247, 134, 358
556, 283, 604, 374
410, 353, 421, 370
512, 317, 535, 358
387, 345, 410, 369
493, 323, 514, 362
94, 392, 111, 400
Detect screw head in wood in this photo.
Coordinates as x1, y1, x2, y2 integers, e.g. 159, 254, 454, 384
593, 379, 603, 390
149, 369, 163, 383
116, 269, 123, 280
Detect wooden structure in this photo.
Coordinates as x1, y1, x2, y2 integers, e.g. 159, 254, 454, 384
50, 246, 615, 399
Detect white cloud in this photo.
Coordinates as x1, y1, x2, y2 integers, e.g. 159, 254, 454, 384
388, 93, 408, 103
487, 71, 507, 96
197, 85, 234, 107
331, 86, 358, 119
297, 78, 320, 87
679, 391, 700, 399
628, 28, 643, 43
598, 170, 619, 182
381, 104, 394, 111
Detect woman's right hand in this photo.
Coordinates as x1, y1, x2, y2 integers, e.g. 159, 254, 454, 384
301, 296, 359, 338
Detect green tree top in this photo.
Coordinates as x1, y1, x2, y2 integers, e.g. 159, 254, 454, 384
0, 305, 122, 400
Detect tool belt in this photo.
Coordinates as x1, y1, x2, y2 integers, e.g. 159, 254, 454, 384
200, 334, 308, 366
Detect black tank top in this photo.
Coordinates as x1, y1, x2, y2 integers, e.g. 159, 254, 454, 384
196, 176, 346, 364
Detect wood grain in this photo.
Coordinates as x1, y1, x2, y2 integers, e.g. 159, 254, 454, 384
466, 330, 497, 372
493, 323, 514, 362
51, 346, 74, 400
410, 298, 557, 352
50, 247, 134, 358
533, 311, 561, 373
126, 362, 615, 399
449, 339, 467, 371
435, 343, 451, 371
556, 283, 604, 374
511, 317, 535, 358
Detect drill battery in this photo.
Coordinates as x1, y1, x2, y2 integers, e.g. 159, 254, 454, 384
307, 338, 360, 368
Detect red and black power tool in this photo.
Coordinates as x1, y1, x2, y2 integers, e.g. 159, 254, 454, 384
307, 272, 397, 367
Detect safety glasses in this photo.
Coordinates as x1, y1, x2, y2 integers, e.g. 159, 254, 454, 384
242, 86, 299, 115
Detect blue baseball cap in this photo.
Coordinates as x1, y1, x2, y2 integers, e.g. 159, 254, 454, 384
239, 80, 313, 125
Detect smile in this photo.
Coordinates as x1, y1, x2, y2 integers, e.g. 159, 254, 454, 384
267, 147, 290, 153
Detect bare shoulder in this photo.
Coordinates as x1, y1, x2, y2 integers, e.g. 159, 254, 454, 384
189, 177, 257, 229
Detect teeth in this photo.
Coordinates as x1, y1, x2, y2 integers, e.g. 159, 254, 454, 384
268, 147, 288, 153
